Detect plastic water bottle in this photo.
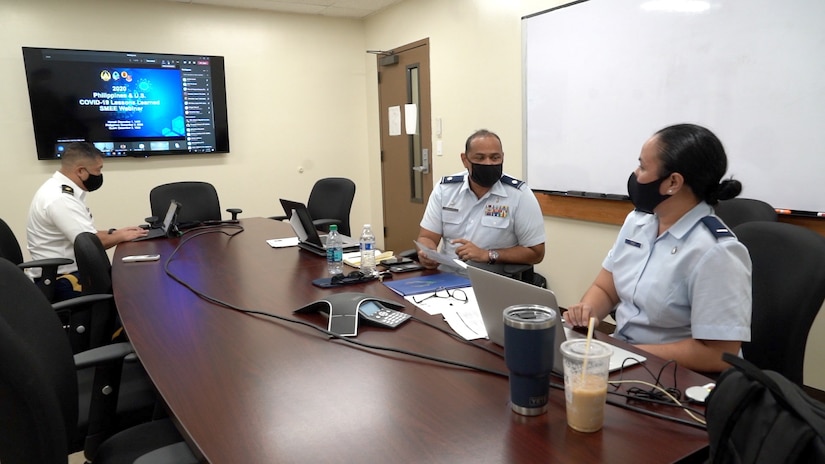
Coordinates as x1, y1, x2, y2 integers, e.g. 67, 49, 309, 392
326, 224, 344, 276
359, 224, 376, 275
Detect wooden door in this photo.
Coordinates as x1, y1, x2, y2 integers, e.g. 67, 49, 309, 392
377, 39, 432, 254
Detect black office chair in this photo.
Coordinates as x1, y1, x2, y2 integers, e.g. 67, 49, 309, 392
0, 217, 72, 301
73, 232, 165, 452
733, 221, 825, 385
714, 198, 777, 229
72, 232, 119, 351
271, 177, 356, 236
149, 181, 241, 227
0, 258, 198, 464
0, 217, 100, 343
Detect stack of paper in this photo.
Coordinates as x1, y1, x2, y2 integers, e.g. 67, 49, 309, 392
414, 240, 467, 271
343, 250, 393, 268
266, 237, 300, 248
403, 286, 487, 341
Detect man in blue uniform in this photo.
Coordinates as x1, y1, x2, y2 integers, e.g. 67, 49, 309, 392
417, 129, 545, 269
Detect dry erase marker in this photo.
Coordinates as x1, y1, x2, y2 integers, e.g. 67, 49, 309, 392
776, 209, 792, 214
818, 212, 825, 218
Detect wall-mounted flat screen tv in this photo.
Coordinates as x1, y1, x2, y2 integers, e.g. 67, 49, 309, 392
22, 46, 230, 160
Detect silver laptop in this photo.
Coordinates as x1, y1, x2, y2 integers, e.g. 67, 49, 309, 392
279, 198, 359, 255
133, 199, 181, 241
467, 265, 645, 373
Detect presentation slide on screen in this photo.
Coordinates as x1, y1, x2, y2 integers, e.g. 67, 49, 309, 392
69, 64, 185, 139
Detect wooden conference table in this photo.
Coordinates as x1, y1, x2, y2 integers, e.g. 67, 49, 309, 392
112, 218, 711, 463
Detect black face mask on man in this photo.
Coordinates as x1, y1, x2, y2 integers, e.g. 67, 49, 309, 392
627, 172, 671, 214
469, 161, 503, 188
82, 171, 104, 192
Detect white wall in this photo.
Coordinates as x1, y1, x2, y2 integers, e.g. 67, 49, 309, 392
3, 0, 823, 389
1, 0, 373, 249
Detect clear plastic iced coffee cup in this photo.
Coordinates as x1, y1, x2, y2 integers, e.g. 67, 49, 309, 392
560, 339, 612, 432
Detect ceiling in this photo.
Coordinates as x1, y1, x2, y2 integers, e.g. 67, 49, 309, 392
166, 0, 404, 18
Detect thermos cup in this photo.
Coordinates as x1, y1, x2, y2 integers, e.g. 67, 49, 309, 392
503, 304, 557, 416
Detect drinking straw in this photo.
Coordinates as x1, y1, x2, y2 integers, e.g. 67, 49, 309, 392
581, 317, 596, 381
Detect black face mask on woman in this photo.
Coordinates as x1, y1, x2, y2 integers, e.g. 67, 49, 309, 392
469, 161, 503, 188
82, 172, 104, 192
627, 172, 671, 214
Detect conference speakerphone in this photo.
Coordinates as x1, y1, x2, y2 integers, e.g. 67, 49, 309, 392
294, 292, 409, 336
358, 301, 410, 328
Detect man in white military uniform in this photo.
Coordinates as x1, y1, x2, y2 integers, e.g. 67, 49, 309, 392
417, 129, 545, 269
27, 142, 147, 300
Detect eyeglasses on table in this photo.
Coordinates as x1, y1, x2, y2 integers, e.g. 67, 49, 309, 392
412, 287, 468, 304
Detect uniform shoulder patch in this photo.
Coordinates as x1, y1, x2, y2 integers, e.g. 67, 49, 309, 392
61, 185, 74, 195
500, 175, 525, 189
700, 216, 734, 239
440, 175, 465, 184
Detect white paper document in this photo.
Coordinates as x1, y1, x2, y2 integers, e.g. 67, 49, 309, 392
388, 106, 401, 136
266, 237, 300, 248
404, 103, 417, 135
342, 250, 392, 268
442, 308, 487, 341
405, 286, 487, 341
405, 285, 477, 315
413, 240, 467, 271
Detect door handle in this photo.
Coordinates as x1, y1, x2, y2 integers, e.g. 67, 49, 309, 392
412, 148, 430, 174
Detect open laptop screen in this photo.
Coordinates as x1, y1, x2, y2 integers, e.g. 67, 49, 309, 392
160, 200, 181, 233
280, 199, 324, 247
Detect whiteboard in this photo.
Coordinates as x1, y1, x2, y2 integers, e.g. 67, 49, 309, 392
523, 0, 825, 213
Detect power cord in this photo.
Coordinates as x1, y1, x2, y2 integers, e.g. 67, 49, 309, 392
608, 379, 706, 426
162, 227, 508, 378
602, 357, 706, 428
615, 359, 683, 403
548, 380, 707, 430
410, 314, 505, 358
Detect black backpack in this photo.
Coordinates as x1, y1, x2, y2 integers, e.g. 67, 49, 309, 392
705, 353, 825, 463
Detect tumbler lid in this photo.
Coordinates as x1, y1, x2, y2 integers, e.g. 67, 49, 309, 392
503, 305, 556, 330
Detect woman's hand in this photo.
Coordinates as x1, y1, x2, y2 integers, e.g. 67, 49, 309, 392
563, 302, 600, 328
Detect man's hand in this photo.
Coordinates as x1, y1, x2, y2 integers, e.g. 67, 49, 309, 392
417, 249, 439, 269
117, 226, 149, 241
415, 231, 442, 269
451, 238, 485, 263
98, 226, 149, 249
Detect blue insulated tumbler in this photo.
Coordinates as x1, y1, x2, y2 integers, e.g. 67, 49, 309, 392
503, 304, 557, 415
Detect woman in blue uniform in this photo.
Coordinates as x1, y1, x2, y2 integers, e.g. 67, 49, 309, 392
564, 124, 752, 373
